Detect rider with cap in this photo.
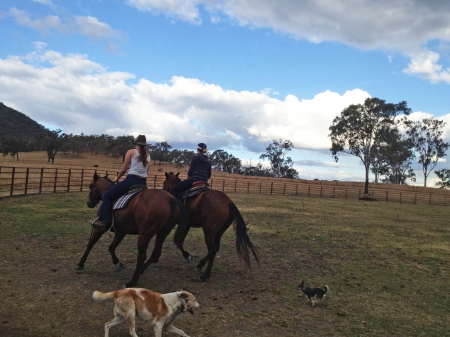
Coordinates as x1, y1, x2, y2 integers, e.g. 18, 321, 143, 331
170, 142, 211, 198
92, 134, 150, 231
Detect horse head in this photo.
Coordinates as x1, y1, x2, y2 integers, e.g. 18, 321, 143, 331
163, 172, 180, 192
86, 173, 114, 208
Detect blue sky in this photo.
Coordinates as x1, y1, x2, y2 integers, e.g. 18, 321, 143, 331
1, 0, 450, 185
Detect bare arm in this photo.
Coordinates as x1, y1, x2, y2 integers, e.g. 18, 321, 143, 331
114, 149, 133, 183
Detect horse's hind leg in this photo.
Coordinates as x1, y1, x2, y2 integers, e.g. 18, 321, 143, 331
174, 225, 194, 262
76, 228, 105, 270
109, 233, 126, 271
197, 232, 218, 282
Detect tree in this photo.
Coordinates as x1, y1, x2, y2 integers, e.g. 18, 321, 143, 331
168, 149, 195, 168
149, 141, 172, 165
434, 169, 450, 189
259, 139, 298, 178
210, 149, 242, 173
108, 135, 134, 161
376, 128, 416, 185
0, 135, 26, 161
329, 97, 411, 198
33, 129, 68, 164
405, 117, 449, 187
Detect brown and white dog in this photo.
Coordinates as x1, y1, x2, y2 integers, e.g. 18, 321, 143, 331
93, 288, 199, 337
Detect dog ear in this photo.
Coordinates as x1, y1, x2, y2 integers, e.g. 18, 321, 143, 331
178, 291, 188, 300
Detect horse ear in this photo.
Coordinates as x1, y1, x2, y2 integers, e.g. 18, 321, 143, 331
165, 172, 169, 178
94, 171, 98, 180
176, 172, 180, 177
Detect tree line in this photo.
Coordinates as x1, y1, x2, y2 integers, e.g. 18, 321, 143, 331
0, 129, 299, 179
2, 97, 450, 188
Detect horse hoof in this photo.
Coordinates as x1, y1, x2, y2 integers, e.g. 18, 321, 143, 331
76, 264, 84, 270
116, 262, 124, 271
198, 276, 207, 282
186, 255, 194, 263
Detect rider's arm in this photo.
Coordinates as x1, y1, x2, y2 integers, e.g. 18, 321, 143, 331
114, 149, 133, 183
187, 155, 197, 178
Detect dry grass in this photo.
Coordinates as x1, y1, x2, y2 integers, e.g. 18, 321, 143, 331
0, 189, 449, 336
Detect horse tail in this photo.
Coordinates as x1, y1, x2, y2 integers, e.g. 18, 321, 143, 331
170, 198, 189, 244
230, 202, 259, 269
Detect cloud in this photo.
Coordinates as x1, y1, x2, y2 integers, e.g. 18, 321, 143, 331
127, 0, 450, 84
0, 47, 371, 154
403, 50, 450, 84
8, 8, 123, 40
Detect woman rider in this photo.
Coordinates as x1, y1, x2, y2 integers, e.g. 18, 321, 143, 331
92, 134, 150, 231
170, 143, 211, 198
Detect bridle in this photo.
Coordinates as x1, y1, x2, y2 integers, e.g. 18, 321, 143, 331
87, 179, 115, 207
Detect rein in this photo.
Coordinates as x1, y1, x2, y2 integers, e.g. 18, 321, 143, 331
88, 180, 115, 206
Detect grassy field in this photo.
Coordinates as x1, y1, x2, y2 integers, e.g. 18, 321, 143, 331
0, 191, 449, 336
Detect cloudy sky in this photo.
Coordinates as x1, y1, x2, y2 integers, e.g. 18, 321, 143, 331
1, 0, 450, 185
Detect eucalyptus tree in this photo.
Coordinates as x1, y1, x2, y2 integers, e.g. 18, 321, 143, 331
260, 139, 298, 178
405, 117, 449, 187
434, 169, 450, 189
329, 97, 411, 198
210, 149, 242, 173
33, 129, 68, 164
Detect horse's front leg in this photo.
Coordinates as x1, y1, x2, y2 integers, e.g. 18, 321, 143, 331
76, 228, 105, 270
109, 233, 126, 271
125, 235, 151, 288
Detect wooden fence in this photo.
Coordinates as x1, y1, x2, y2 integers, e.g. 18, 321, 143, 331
1, 166, 450, 206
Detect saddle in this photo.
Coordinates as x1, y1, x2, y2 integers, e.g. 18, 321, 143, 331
181, 181, 211, 200
113, 185, 147, 210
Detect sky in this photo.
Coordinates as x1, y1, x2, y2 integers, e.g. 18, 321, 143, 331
1, 0, 450, 186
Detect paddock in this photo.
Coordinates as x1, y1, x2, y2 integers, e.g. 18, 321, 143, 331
0, 192, 449, 336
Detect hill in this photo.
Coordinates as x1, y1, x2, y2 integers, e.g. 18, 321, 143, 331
0, 102, 46, 141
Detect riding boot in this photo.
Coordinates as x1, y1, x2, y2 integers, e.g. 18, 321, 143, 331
91, 219, 112, 231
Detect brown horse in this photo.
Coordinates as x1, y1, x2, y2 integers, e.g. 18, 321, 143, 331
163, 172, 259, 282
76, 173, 189, 287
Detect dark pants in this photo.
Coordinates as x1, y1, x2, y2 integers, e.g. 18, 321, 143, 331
98, 175, 147, 223
170, 177, 195, 198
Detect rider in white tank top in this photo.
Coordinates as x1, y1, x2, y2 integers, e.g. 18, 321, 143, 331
128, 149, 150, 178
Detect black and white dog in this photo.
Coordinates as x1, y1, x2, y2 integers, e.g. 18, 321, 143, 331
297, 280, 329, 306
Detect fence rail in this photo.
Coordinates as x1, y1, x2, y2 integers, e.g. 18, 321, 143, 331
1, 166, 450, 206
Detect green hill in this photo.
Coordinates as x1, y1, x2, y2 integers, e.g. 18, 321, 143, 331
0, 102, 46, 141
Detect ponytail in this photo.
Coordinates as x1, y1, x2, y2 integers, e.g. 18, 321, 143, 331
137, 145, 148, 166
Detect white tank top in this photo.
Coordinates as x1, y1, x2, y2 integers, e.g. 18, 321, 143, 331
128, 150, 150, 178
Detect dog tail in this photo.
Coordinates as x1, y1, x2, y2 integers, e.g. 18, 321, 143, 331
93, 290, 115, 302
323, 285, 329, 296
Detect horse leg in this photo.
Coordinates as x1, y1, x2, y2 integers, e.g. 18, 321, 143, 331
108, 233, 126, 271
125, 235, 151, 288
140, 230, 170, 275
76, 228, 105, 270
197, 232, 218, 282
175, 225, 194, 263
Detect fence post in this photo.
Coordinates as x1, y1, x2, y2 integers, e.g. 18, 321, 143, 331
308, 185, 310, 197
270, 182, 273, 195
53, 169, 58, 193
296, 184, 298, 196
234, 180, 237, 193
211, 179, 213, 189
80, 169, 84, 191
414, 193, 417, 204
154, 175, 157, 188
222, 180, 225, 192
429, 194, 432, 206
345, 188, 348, 199
332, 187, 335, 198
67, 169, 71, 192
260, 181, 262, 194
320, 186, 323, 198
25, 168, 29, 195
359, 190, 361, 199
247, 181, 250, 194
39, 168, 44, 194
400, 192, 402, 204
10, 167, 15, 196
283, 183, 286, 195
385, 191, 388, 202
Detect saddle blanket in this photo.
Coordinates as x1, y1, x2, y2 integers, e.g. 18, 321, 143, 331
182, 184, 211, 200
113, 186, 146, 210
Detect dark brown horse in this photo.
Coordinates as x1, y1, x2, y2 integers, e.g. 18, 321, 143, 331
76, 173, 189, 287
163, 172, 259, 282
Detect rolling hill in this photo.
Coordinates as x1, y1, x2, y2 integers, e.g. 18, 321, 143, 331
0, 102, 46, 141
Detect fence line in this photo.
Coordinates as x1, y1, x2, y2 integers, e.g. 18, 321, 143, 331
1, 166, 449, 206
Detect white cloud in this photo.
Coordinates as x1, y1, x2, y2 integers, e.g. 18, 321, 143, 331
403, 50, 450, 84
0, 47, 369, 154
127, 0, 450, 84
8, 8, 123, 40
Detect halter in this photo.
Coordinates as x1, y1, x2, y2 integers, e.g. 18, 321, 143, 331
87, 179, 115, 207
